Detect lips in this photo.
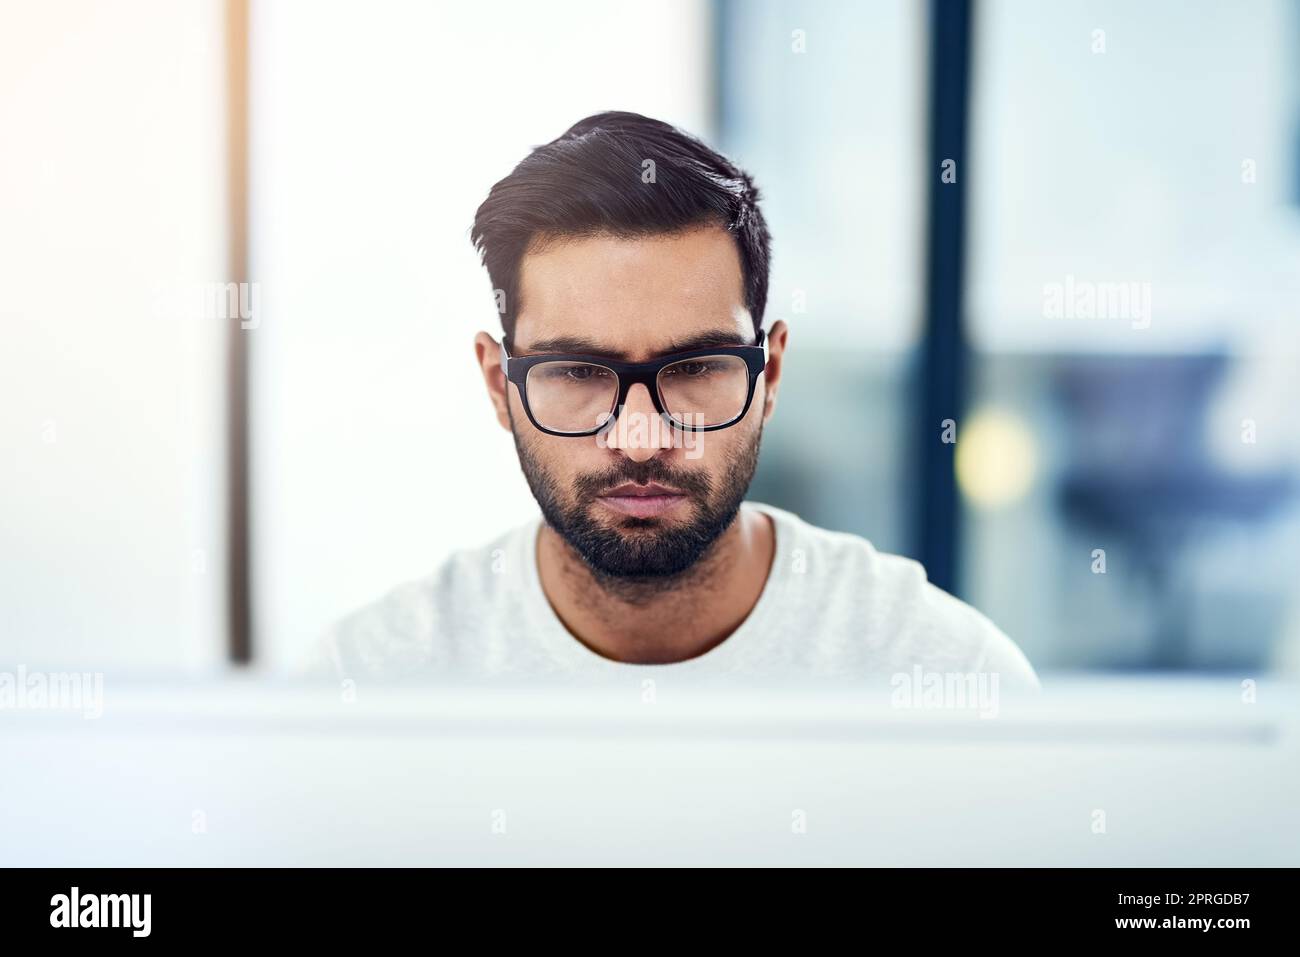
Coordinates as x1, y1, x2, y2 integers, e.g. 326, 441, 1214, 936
596, 481, 689, 519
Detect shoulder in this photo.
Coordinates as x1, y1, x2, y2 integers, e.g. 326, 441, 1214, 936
755, 503, 1039, 688
302, 520, 534, 680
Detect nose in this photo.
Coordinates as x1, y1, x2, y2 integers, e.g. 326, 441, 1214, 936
601, 383, 674, 462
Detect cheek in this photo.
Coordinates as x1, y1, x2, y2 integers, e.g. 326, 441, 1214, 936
684, 418, 753, 471
517, 420, 606, 482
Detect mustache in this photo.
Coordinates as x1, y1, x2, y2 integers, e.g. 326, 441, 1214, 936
572, 459, 713, 502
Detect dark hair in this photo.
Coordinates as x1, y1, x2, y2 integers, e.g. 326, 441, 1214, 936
470, 111, 771, 344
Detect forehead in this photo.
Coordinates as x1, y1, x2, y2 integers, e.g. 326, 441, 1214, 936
513, 225, 751, 360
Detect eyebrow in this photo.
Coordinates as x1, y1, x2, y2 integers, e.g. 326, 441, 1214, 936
517, 329, 755, 360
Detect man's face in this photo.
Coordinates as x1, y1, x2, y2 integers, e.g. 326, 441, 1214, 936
476, 225, 786, 586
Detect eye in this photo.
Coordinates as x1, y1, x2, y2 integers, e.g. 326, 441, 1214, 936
666, 361, 716, 377
557, 365, 610, 382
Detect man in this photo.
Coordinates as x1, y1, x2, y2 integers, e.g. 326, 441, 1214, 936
313, 111, 1038, 688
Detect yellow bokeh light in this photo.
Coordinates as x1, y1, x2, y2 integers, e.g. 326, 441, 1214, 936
955, 407, 1039, 509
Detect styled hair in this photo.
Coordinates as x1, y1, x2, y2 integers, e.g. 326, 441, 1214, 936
470, 111, 771, 344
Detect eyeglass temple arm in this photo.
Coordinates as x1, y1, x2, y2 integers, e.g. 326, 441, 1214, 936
499, 337, 513, 382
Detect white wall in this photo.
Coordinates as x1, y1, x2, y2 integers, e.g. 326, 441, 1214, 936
0, 0, 228, 671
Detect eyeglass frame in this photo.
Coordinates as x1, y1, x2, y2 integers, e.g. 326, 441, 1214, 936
499, 330, 769, 437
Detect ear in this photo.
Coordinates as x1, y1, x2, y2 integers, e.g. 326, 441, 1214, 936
474, 331, 513, 432
759, 319, 789, 423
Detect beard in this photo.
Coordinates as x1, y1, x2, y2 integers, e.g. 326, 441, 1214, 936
511, 410, 762, 592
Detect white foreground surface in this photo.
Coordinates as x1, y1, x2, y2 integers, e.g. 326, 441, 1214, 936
1, 676, 1295, 866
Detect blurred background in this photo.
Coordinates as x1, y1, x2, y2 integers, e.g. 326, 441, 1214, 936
2, 0, 1298, 677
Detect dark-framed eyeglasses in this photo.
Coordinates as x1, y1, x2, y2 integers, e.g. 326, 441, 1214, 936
499, 331, 768, 437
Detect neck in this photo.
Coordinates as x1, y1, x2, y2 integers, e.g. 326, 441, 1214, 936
536, 504, 775, 664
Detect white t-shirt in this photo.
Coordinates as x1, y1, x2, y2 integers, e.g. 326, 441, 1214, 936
308, 502, 1039, 688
